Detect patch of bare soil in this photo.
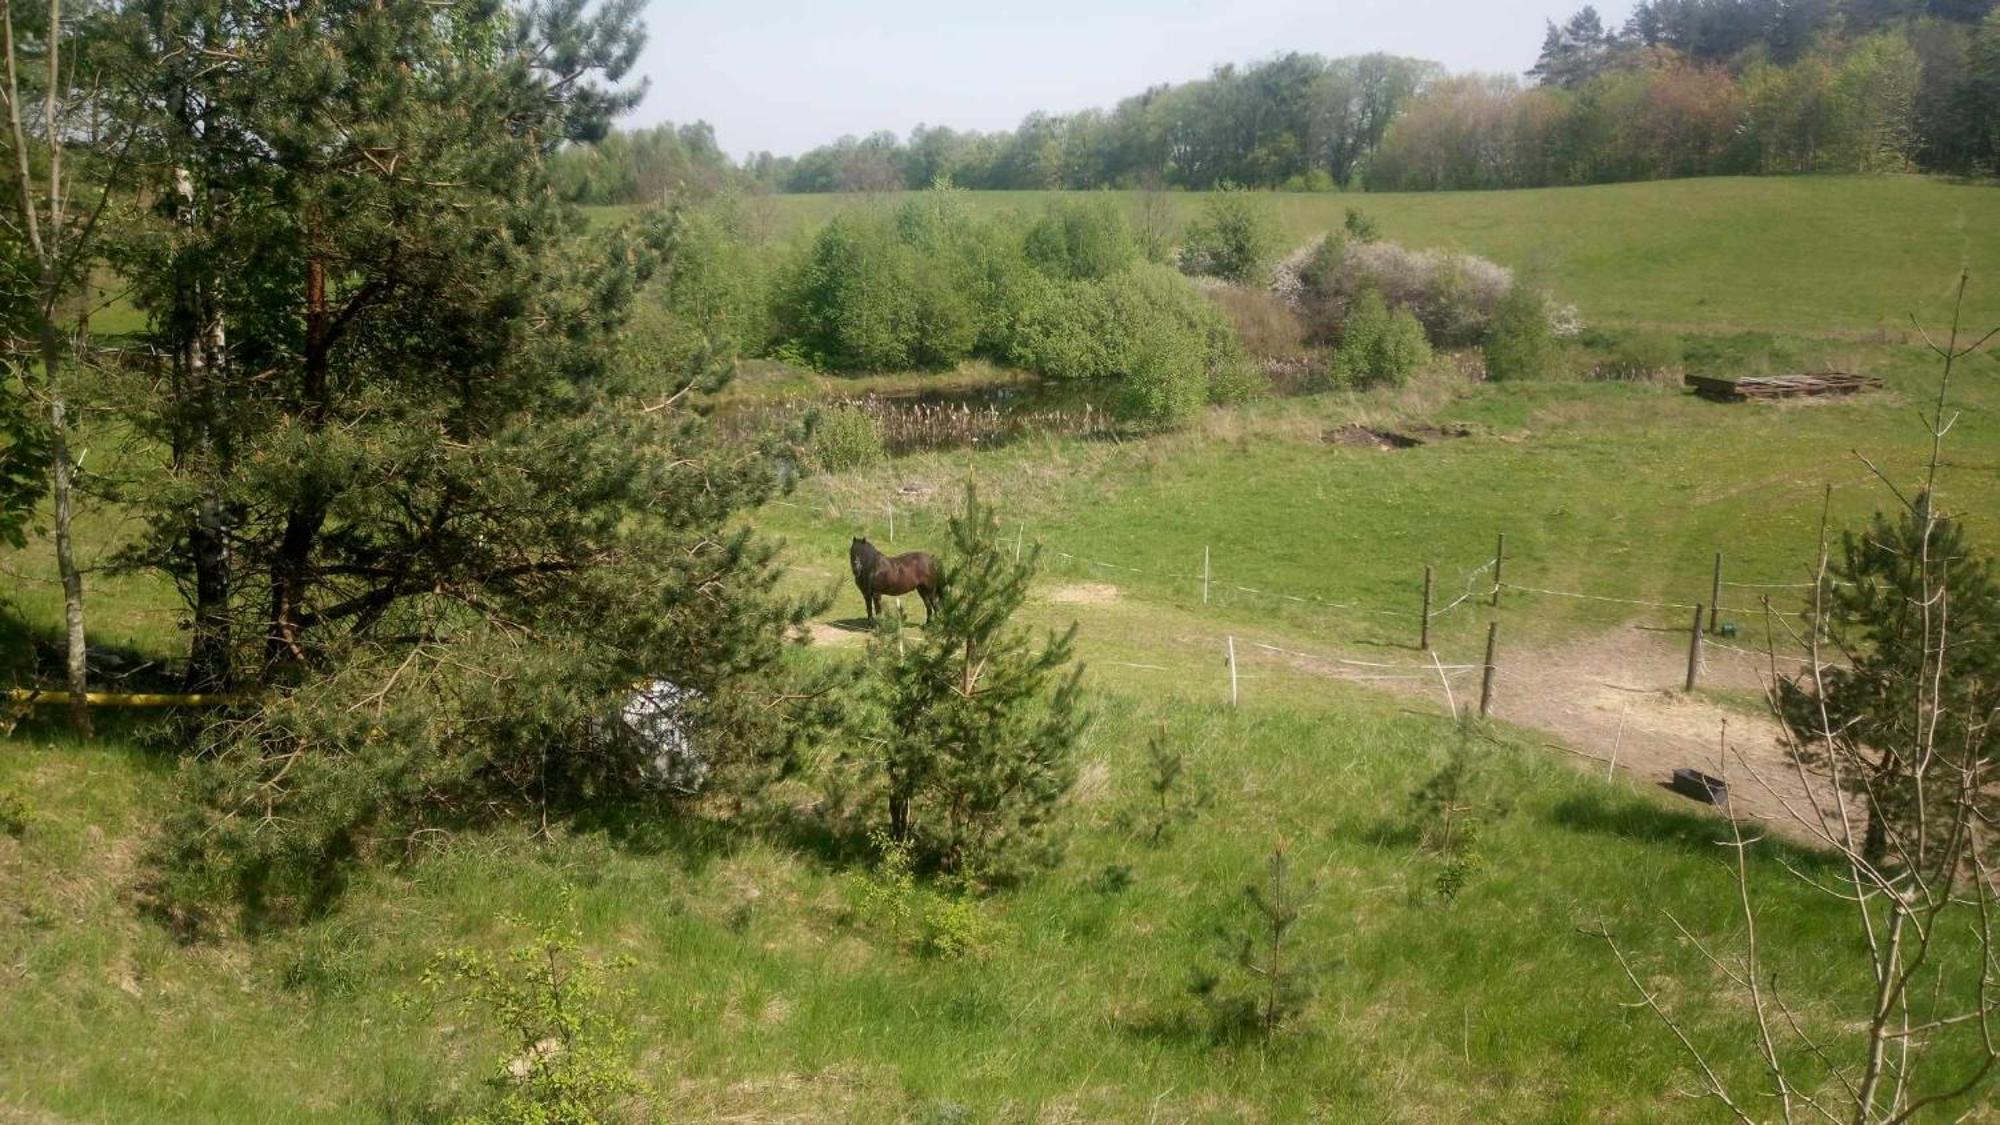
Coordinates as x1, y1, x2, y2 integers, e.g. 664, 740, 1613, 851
1047, 583, 1120, 606
1322, 422, 1474, 450
801, 621, 867, 647
1484, 628, 1835, 836
1242, 624, 1837, 841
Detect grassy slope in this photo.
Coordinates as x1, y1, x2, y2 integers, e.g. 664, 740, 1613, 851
2, 692, 1906, 1122
5, 176, 2000, 1120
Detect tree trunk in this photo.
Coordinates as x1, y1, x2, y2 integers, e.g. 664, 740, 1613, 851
175, 164, 233, 692
40, 325, 88, 734
265, 257, 329, 672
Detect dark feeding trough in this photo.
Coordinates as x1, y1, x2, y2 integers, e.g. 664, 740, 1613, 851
1670, 767, 1730, 809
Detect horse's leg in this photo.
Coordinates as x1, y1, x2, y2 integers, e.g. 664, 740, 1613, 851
921, 585, 937, 623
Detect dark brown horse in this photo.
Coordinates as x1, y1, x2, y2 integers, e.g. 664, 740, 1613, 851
850, 537, 941, 623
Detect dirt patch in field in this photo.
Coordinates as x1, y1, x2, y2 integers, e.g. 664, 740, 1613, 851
1048, 583, 1121, 605
1486, 628, 1834, 834
1232, 622, 1837, 841
802, 621, 868, 647
1323, 422, 1474, 451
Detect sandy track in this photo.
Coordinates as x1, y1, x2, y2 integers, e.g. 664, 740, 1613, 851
1247, 623, 1841, 839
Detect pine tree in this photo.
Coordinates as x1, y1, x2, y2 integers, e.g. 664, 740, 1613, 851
873, 483, 1087, 877
120, 0, 837, 929
1779, 496, 2000, 865
1192, 838, 1317, 1040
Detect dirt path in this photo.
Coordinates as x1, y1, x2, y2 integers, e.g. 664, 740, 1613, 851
1241, 623, 1840, 839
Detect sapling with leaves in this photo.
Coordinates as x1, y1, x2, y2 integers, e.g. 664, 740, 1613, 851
1192, 838, 1317, 1040
871, 482, 1087, 878
417, 898, 645, 1124
1602, 274, 2000, 1123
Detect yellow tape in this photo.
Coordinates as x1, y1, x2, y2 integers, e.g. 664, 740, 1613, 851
4, 689, 244, 707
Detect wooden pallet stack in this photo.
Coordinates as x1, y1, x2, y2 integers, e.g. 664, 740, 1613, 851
1685, 372, 1884, 402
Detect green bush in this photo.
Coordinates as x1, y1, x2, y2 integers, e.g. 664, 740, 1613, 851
1005, 264, 1252, 419
1483, 285, 1559, 382
1024, 195, 1136, 281
1343, 207, 1381, 243
418, 900, 645, 1123
803, 404, 886, 472
0, 784, 30, 838
640, 197, 773, 368
779, 212, 919, 370
1002, 273, 1135, 381
1177, 186, 1279, 284
1596, 330, 1683, 381
1330, 292, 1431, 388
775, 194, 984, 371
1120, 333, 1210, 429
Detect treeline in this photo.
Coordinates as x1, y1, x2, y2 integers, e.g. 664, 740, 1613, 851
563, 53, 1439, 200
548, 121, 743, 204
563, 0, 1997, 202
1368, 0, 2000, 188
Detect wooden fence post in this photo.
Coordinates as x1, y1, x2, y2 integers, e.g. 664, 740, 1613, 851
1491, 532, 1506, 607
1479, 621, 1499, 719
1708, 552, 1723, 634
887, 502, 895, 543
1685, 604, 1705, 692
1421, 564, 1435, 651
1203, 545, 1211, 605
1226, 635, 1239, 707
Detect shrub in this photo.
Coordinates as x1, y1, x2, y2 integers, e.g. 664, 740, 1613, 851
638, 197, 773, 369
1483, 285, 1560, 382
775, 194, 987, 372
1002, 273, 1137, 381
1595, 330, 1683, 382
1205, 284, 1307, 363
1177, 186, 1279, 284
418, 900, 644, 1124
1120, 333, 1210, 428
1003, 263, 1253, 421
1330, 292, 1431, 388
851, 828, 999, 958
803, 404, 886, 472
1292, 238, 1514, 348
1024, 195, 1136, 281
1343, 207, 1381, 243
778, 212, 918, 370
0, 784, 30, 838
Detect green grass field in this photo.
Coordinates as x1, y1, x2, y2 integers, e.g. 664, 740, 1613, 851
6, 174, 2000, 1121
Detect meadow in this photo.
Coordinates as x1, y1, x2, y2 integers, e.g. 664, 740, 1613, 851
5, 174, 2000, 1121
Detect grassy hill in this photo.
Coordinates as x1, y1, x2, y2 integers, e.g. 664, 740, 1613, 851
6, 175, 2000, 1120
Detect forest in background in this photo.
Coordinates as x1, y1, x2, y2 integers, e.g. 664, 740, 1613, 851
552, 0, 2000, 202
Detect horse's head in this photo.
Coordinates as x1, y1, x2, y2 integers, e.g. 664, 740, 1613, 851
850, 537, 875, 576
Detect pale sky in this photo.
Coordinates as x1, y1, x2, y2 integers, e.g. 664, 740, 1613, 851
630, 0, 1637, 158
